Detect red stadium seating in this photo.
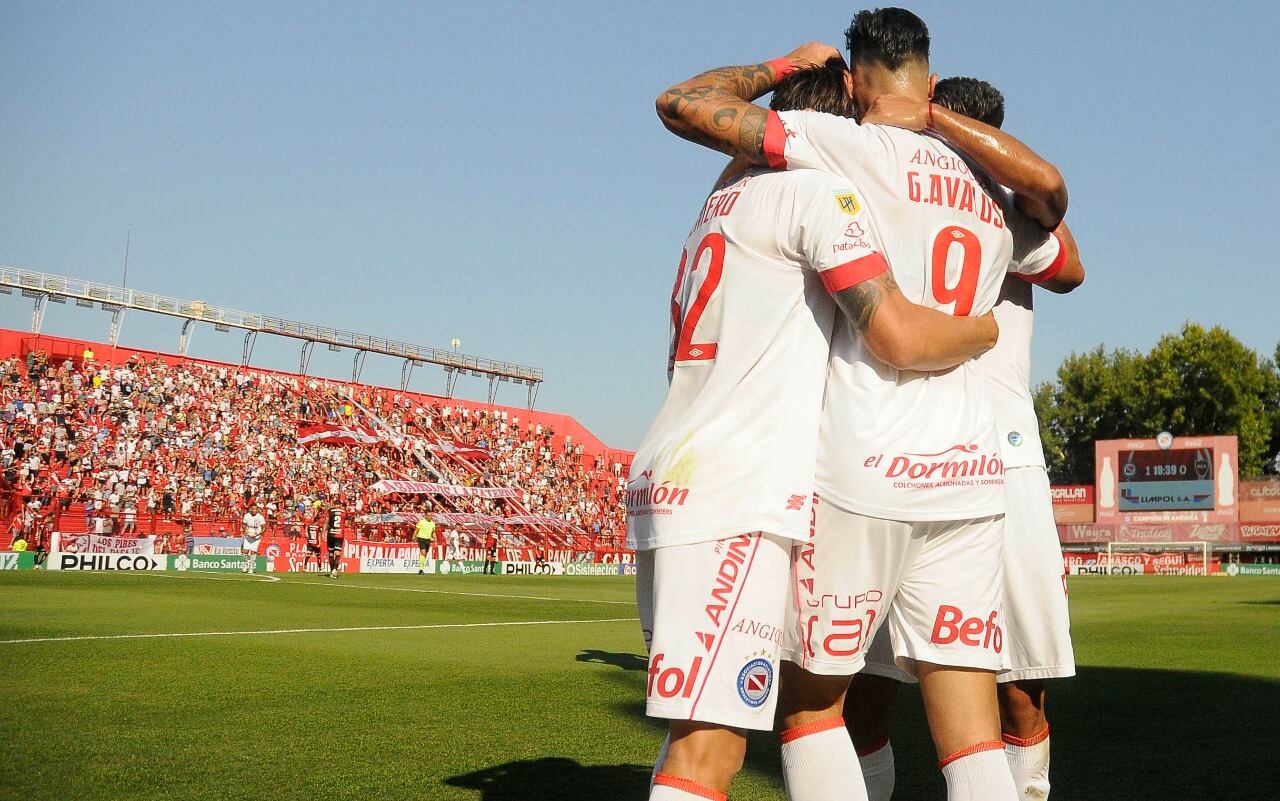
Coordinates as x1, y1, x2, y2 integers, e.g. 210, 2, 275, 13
0, 329, 632, 557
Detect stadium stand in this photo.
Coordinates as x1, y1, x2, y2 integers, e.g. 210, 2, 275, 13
0, 329, 632, 560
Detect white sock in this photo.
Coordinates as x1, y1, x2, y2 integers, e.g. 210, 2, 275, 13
1004, 729, 1051, 800
651, 773, 726, 800
780, 717, 868, 801
940, 743, 1018, 801
857, 738, 895, 801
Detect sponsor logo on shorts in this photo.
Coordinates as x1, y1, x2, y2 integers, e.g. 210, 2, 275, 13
929, 605, 1003, 653
736, 658, 773, 708
646, 652, 703, 700
703, 534, 754, 630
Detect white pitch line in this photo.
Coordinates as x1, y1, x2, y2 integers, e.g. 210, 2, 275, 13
283, 577, 634, 605
0, 616, 639, 645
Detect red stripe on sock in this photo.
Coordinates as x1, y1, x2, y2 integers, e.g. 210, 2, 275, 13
1002, 725, 1050, 748
780, 716, 845, 744
653, 773, 728, 801
855, 735, 890, 757
938, 740, 1005, 768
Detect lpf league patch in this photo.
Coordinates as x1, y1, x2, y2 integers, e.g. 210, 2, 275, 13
834, 192, 862, 216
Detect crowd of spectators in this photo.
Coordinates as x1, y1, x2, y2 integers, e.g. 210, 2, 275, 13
1, 347, 628, 553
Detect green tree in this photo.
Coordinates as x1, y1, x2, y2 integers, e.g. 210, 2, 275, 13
1034, 324, 1279, 483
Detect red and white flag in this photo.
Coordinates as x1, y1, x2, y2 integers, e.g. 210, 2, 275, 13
296, 422, 381, 447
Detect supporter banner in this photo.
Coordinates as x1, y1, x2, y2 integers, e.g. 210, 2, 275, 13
434, 559, 488, 575
188, 536, 243, 555
1224, 563, 1280, 576
356, 513, 420, 524
428, 511, 580, 531
500, 561, 565, 576
424, 441, 491, 461
369, 480, 518, 499
296, 422, 381, 447
1240, 480, 1280, 523
361, 555, 432, 574
0, 552, 36, 570
171, 554, 267, 572
53, 534, 156, 555
48, 552, 167, 571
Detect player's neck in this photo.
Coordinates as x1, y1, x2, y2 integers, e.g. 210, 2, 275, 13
859, 65, 930, 107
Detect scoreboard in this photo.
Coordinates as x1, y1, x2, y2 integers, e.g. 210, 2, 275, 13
1117, 447, 1215, 511
1096, 435, 1238, 525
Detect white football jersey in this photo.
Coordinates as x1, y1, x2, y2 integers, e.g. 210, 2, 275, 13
765, 111, 1062, 520
982, 277, 1044, 468
627, 167, 891, 550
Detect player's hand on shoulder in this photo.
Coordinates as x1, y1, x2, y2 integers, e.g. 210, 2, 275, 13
860, 94, 928, 131
784, 42, 842, 70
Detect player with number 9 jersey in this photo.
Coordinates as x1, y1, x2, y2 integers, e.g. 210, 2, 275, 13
763, 111, 1064, 519
626, 166, 891, 553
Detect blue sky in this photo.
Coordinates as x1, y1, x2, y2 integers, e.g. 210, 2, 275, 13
2, 1, 1277, 449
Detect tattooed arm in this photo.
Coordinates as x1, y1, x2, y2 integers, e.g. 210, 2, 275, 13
655, 42, 841, 162
835, 271, 999, 371
861, 95, 1067, 230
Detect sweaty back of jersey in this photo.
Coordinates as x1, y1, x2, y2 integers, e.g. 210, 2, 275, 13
627, 166, 888, 549
766, 112, 1056, 520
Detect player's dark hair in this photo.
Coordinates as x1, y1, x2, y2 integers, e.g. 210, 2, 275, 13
845, 7, 930, 70
933, 76, 1005, 129
769, 57, 856, 118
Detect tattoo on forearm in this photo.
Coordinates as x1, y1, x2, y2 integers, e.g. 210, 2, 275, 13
657, 61, 780, 162
837, 272, 898, 332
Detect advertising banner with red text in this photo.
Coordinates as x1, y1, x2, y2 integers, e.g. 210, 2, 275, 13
1239, 480, 1280, 523
1050, 485, 1095, 524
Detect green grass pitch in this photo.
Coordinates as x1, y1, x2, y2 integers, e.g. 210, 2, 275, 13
1, 572, 1276, 800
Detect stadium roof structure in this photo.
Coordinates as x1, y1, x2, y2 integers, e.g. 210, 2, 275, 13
1, 266, 544, 407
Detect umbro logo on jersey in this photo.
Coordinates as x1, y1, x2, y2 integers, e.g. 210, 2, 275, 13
785, 494, 807, 511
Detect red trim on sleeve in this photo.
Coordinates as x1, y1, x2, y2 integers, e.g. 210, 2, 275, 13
780, 716, 846, 744
763, 111, 789, 170
653, 774, 728, 801
1015, 233, 1067, 285
820, 252, 889, 294
767, 57, 795, 82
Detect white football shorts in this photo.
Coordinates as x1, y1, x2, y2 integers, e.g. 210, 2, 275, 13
862, 466, 1074, 683
242, 537, 262, 555
636, 532, 792, 730
785, 496, 1008, 678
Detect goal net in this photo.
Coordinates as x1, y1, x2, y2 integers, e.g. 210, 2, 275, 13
1104, 541, 1212, 576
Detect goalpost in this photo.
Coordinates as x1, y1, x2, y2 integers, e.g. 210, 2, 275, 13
1105, 541, 1212, 576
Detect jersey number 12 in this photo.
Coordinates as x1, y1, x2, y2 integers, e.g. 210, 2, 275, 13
669, 232, 725, 364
